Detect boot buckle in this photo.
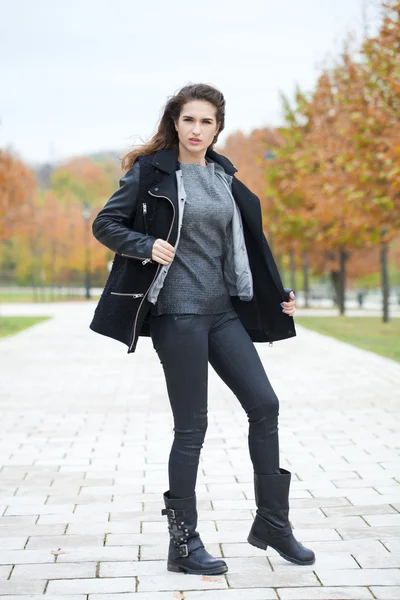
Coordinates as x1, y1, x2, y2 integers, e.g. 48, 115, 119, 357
161, 508, 176, 518
178, 543, 189, 558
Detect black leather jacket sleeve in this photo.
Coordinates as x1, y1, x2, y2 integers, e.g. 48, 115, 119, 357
92, 161, 156, 259
284, 287, 295, 300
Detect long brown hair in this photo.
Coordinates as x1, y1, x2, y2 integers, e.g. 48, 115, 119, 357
121, 83, 226, 172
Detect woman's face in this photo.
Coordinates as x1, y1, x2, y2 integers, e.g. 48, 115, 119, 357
174, 100, 220, 156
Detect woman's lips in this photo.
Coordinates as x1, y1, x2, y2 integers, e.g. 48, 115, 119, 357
189, 138, 201, 144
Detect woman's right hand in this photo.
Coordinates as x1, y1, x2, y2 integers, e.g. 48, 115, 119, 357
152, 239, 175, 265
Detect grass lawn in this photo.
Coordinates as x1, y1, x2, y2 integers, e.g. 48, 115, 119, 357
295, 316, 400, 363
0, 292, 100, 303
0, 316, 51, 339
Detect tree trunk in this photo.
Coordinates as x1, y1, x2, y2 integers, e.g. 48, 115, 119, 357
289, 250, 296, 293
380, 241, 389, 323
84, 219, 91, 300
330, 271, 340, 307
30, 243, 38, 303
303, 252, 310, 308
338, 246, 347, 315
50, 240, 56, 302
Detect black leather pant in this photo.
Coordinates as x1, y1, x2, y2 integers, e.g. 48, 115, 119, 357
150, 308, 281, 499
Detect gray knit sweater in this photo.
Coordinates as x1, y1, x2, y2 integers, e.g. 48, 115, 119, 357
151, 160, 234, 315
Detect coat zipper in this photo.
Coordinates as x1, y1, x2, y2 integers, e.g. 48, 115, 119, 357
128, 191, 176, 352
142, 202, 149, 234
121, 203, 153, 265
110, 292, 144, 297
120, 252, 152, 265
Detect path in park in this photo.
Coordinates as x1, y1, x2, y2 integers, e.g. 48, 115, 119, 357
0, 301, 399, 600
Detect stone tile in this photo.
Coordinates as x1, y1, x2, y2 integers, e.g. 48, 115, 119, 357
343, 494, 400, 506
0, 596, 85, 600
67, 522, 141, 535
221, 543, 275, 558
384, 540, 400, 552
323, 504, 397, 517
26, 534, 105, 549
138, 573, 228, 592
0, 549, 56, 564
290, 498, 351, 509
373, 486, 400, 495
0, 580, 47, 594
47, 578, 137, 594
363, 514, 400, 526
56, 545, 140, 562
277, 587, 373, 599
353, 551, 400, 568
4, 504, 75, 516
336, 525, 400, 540
270, 551, 358, 570
0, 516, 37, 526
0, 537, 27, 550
89, 595, 173, 600
370, 587, 400, 599
226, 570, 319, 588
0, 565, 12, 578
217, 556, 271, 574
106, 533, 161, 546
11, 562, 96, 579
0, 496, 48, 505
99, 560, 167, 577
316, 568, 400, 585
184, 591, 278, 599
0, 524, 65, 537
74, 502, 142, 514
37, 513, 110, 524
303, 539, 387, 554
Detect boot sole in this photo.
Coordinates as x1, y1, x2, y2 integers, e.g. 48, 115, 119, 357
247, 533, 315, 566
167, 561, 228, 575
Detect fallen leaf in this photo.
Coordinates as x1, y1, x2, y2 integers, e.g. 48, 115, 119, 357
50, 549, 69, 557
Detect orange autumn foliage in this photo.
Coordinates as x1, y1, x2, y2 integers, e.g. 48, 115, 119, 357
0, 149, 36, 241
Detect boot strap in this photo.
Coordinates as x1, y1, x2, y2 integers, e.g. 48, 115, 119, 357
176, 536, 204, 557
261, 520, 292, 539
161, 507, 186, 518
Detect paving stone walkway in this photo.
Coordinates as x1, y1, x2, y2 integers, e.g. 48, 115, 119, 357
0, 301, 399, 600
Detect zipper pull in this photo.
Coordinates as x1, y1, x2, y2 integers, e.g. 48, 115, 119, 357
142, 258, 151, 265
142, 202, 149, 235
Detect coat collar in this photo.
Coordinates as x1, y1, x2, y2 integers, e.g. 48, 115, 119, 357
152, 146, 238, 176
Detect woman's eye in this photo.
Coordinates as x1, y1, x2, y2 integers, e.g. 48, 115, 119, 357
183, 119, 212, 124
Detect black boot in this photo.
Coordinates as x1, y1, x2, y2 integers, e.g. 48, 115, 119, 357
247, 468, 315, 565
161, 490, 228, 575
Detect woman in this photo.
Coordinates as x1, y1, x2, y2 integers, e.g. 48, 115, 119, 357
90, 83, 315, 575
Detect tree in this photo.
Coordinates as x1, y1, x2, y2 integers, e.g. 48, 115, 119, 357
0, 148, 36, 242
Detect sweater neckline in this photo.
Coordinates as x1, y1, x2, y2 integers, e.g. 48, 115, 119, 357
179, 160, 214, 168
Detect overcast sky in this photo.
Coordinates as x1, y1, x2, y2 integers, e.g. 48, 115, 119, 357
0, 0, 383, 166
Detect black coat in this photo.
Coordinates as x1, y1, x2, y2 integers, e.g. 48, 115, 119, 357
90, 146, 296, 353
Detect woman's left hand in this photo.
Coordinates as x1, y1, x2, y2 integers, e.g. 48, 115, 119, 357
280, 291, 296, 317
